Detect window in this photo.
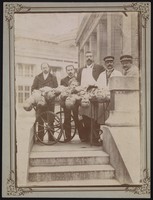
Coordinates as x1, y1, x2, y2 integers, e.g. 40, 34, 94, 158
18, 85, 23, 103
30, 65, 34, 77
24, 86, 30, 100
17, 85, 31, 103
25, 92, 30, 100
18, 93, 23, 103
18, 86, 23, 91
25, 86, 30, 91
25, 66, 30, 77
17, 63, 35, 77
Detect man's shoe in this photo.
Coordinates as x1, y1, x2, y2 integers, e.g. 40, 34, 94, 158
92, 140, 103, 146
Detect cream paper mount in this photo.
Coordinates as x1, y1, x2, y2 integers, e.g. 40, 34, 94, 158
2, 2, 150, 198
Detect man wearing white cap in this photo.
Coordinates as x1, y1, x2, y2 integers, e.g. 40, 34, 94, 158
97, 56, 122, 89
96, 56, 122, 126
120, 55, 139, 76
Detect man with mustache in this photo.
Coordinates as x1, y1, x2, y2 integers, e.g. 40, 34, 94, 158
77, 51, 105, 87
31, 62, 58, 143
60, 65, 85, 142
77, 51, 105, 145
97, 56, 122, 89
96, 56, 122, 125
120, 55, 139, 77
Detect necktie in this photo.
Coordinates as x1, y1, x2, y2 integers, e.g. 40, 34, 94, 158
106, 71, 111, 85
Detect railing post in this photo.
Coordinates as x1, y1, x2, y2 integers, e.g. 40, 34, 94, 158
105, 76, 140, 127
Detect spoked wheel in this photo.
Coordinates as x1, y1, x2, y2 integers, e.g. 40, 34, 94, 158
34, 111, 63, 145
55, 111, 76, 143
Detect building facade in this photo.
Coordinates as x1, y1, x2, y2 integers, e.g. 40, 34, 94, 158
75, 12, 139, 71
15, 32, 78, 105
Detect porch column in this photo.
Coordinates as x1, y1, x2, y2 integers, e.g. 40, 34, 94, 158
84, 42, 89, 66
107, 13, 112, 55
89, 33, 97, 62
131, 12, 139, 67
80, 49, 84, 68
101, 18, 107, 61
78, 43, 81, 69
97, 21, 103, 64
122, 14, 132, 54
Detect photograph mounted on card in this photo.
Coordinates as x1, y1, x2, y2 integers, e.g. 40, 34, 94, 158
2, 2, 150, 198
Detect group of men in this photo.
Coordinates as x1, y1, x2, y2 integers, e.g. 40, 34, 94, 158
31, 51, 139, 145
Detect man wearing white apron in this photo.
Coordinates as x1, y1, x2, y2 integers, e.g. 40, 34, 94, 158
77, 51, 105, 145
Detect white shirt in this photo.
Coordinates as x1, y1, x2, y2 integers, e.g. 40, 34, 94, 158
97, 69, 122, 89
81, 64, 96, 87
43, 73, 49, 80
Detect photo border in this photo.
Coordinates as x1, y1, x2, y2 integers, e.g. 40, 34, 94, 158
2, 2, 151, 198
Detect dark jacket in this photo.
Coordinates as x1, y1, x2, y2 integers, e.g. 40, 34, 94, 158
60, 76, 74, 87
76, 63, 105, 85
31, 72, 58, 92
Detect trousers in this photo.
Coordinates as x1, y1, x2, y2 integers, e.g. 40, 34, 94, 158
82, 115, 100, 142
63, 104, 86, 140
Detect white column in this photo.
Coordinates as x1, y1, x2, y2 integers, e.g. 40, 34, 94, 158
84, 42, 89, 65
97, 22, 103, 64
89, 33, 97, 62
80, 49, 84, 68
78, 44, 81, 69
131, 12, 139, 66
107, 13, 112, 55
122, 14, 132, 54
100, 18, 107, 61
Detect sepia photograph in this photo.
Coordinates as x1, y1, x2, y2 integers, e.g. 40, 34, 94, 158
2, 2, 150, 198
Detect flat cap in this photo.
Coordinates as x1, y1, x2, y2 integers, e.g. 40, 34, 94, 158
103, 56, 114, 62
120, 55, 133, 61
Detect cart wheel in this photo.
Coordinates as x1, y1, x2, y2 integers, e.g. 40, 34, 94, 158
34, 111, 63, 145
55, 111, 76, 143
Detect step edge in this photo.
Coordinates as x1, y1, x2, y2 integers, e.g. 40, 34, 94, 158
29, 165, 115, 173
29, 151, 109, 158
26, 179, 121, 186
29, 154, 110, 159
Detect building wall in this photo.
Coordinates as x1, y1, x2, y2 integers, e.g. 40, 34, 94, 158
76, 12, 139, 72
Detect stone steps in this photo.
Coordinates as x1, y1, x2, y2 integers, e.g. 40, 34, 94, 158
28, 142, 120, 185
27, 178, 120, 187
28, 164, 115, 182
29, 150, 109, 166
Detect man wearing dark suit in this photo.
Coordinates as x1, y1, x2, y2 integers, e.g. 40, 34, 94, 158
60, 65, 85, 142
77, 51, 105, 145
31, 62, 58, 142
